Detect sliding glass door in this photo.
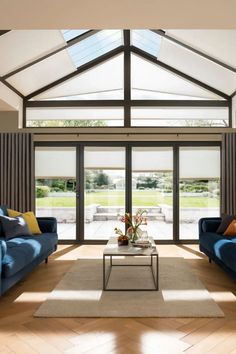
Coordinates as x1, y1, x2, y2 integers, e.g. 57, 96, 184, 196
35, 146, 77, 240
84, 147, 126, 240
179, 146, 220, 240
132, 147, 173, 240
35, 142, 221, 242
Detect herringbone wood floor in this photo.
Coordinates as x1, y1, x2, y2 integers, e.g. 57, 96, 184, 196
0, 244, 236, 354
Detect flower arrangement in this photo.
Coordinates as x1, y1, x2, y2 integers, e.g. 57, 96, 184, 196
119, 209, 148, 243
114, 227, 129, 246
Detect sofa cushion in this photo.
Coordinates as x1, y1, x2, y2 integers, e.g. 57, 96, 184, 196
216, 214, 234, 234
8, 209, 42, 235
0, 215, 32, 240
0, 205, 8, 236
213, 238, 236, 272
223, 219, 236, 236
199, 232, 224, 254
202, 219, 221, 233
0, 240, 7, 258
1, 233, 57, 278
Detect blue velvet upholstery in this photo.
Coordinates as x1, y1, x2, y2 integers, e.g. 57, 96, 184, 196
199, 217, 236, 280
0, 216, 58, 295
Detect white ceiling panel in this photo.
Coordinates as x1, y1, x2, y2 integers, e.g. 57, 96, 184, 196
34, 54, 124, 100
131, 54, 222, 100
0, 30, 66, 76
6, 51, 76, 96
158, 39, 236, 95
166, 30, 236, 68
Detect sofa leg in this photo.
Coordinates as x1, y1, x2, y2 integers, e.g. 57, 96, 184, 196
209, 258, 212, 263
45, 258, 48, 264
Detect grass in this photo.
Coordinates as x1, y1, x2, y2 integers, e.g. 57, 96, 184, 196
36, 190, 219, 208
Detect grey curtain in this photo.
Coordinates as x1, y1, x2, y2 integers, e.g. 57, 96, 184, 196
221, 133, 236, 215
0, 133, 35, 212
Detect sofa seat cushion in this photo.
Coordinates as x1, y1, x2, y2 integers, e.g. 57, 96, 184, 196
200, 232, 236, 273
199, 232, 224, 254
1, 233, 57, 278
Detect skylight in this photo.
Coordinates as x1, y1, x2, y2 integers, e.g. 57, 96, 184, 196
131, 30, 161, 57
64, 30, 123, 68
61, 30, 89, 42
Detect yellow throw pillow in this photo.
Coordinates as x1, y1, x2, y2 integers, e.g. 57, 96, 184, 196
223, 219, 236, 237
7, 209, 42, 235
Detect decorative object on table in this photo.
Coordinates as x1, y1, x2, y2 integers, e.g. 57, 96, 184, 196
114, 227, 129, 246
133, 239, 152, 248
120, 209, 148, 243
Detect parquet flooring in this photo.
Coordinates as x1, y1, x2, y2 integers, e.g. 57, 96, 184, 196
0, 244, 236, 354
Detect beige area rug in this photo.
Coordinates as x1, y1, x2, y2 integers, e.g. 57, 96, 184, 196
35, 257, 224, 318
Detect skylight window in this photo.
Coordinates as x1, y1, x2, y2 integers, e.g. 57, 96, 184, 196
66, 30, 123, 68
61, 30, 89, 42
131, 30, 161, 57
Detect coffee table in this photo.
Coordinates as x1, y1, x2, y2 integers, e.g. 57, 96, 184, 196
103, 236, 159, 291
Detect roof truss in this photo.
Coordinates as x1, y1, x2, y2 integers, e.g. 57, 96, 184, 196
0, 29, 234, 101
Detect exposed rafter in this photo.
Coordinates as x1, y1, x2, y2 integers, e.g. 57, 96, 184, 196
0, 30, 11, 37
25, 45, 124, 100
151, 29, 236, 73
2, 30, 100, 80
0, 77, 24, 98
231, 90, 236, 98
131, 45, 229, 100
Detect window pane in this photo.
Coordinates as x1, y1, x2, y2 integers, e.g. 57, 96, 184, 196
61, 30, 89, 42
131, 54, 223, 100
131, 30, 161, 57
179, 147, 220, 240
84, 147, 126, 240
35, 147, 77, 240
26, 107, 124, 127
132, 147, 173, 240
131, 107, 228, 127
67, 30, 123, 68
34, 54, 124, 101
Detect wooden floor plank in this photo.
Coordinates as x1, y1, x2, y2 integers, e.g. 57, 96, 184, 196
0, 244, 235, 354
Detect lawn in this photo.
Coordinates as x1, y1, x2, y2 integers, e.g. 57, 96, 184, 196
36, 190, 219, 208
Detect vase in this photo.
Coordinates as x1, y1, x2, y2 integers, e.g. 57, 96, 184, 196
129, 227, 142, 243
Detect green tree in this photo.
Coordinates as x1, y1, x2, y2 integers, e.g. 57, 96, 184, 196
94, 171, 110, 187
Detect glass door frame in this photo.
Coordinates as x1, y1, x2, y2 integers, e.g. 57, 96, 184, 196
34, 140, 221, 244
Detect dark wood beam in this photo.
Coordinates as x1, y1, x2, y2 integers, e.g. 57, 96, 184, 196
26, 99, 229, 108
0, 30, 11, 37
151, 29, 236, 73
0, 77, 24, 98
25, 46, 124, 100
131, 45, 230, 100
124, 30, 131, 127
2, 30, 100, 80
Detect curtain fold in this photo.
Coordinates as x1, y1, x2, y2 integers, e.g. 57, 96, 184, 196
0, 133, 34, 212
221, 133, 236, 215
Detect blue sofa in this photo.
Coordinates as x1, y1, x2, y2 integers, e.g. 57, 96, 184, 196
0, 207, 58, 295
199, 217, 236, 280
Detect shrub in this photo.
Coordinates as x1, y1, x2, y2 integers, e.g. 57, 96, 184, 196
36, 186, 50, 198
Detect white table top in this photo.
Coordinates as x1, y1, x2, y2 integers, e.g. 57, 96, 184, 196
103, 236, 158, 256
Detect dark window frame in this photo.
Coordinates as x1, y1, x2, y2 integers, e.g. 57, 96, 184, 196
35, 140, 221, 245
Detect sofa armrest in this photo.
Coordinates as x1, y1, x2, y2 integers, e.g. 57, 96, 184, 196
199, 217, 222, 235
37, 217, 57, 233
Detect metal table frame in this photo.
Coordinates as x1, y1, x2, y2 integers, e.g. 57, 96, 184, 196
103, 251, 159, 291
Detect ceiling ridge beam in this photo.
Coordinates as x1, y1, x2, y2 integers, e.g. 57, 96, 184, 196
2, 30, 100, 80
0, 77, 24, 98
131, 46, 229, 100
151, 29, 236, 73
25, 45, 124, 100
